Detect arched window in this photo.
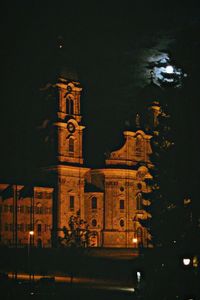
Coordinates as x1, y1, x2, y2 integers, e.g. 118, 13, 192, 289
37, 224, 42, 236
66, 98, 74, 115
69, 138, 74, 152
91, 219, 97, 227
136, 193, 142, 210
91, 197, 97, 209
35, 203, 43, 214
137, 227, 143, 238
69, 195, 74, 210
136, 227, 143, 247
120, 199, 124, 209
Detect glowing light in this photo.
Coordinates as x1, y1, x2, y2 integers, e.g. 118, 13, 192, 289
183, 258, 191, 266
193, 256, 198, 268
165, 65, 174, 74
132, 238, 138, 243
29, 231, 34, 236
136, 271, 141, 282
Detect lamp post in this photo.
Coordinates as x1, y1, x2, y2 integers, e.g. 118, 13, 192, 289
28, 231, 34, 281
133, 237, 138, 247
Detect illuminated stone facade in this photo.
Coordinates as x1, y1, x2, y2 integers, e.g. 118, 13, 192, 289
0, 76, 152, 248
0, 184, 53, 247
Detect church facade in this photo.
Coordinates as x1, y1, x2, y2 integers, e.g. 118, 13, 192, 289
0, 76, 152, 248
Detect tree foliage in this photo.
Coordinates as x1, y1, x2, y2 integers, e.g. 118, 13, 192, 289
142, 93, 183, 248
58, 210, 96, 248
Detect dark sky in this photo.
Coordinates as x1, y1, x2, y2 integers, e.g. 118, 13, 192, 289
0, 1, 200, 201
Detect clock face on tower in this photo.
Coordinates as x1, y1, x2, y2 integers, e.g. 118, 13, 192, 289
67, 122, 75, 133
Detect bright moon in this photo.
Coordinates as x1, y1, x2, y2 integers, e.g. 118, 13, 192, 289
165, 65, 174, 74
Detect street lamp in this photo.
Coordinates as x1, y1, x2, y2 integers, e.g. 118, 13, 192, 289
183, 258, 191, 266
28, 231, 34, 253
132, 237, 138, 248
28, 231, 34, 281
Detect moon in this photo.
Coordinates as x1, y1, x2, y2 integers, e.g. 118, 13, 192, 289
165, 65, 174, 74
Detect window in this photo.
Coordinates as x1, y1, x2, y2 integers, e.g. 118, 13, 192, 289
91, 197, 97, 209
18, 205, 24, 213
36, 192, 43, 199
70, 196, 74, 210
137, 227, 142, 237
120, 219, 124, 227
43, 192, 52, 199
37, 224, 42, 235
91, 219, 97, 227
35, 203, 43, 214
120, 199, 124, 210
9, 205, 13, 213
66, 98, 74, 115
136, 193, 142, 210
44, 207, 51, 214
4, 223, 9, 231
69, 138, 74, 152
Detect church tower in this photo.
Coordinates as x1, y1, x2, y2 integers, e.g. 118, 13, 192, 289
53, 77, 85, 165
42, 76, 89, 246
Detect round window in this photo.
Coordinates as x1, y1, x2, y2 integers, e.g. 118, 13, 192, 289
91, 219, 97, 227
120, 186, 124, 192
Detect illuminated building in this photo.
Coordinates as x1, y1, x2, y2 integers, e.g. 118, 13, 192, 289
0, 75, 152, 248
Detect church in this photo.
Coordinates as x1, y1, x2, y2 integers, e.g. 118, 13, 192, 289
0, 74, 153, 249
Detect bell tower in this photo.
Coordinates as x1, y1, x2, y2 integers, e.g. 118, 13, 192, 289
53, 77, 85, 165
42, 75, 89, 247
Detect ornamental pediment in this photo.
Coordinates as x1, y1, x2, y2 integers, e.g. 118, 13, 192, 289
105, 130, 152, 166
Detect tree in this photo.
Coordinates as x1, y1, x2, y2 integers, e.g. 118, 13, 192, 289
58, 210, 92, 248
139, 88, 183, 249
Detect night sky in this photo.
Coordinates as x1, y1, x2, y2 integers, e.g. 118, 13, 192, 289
0, 1, 200, 204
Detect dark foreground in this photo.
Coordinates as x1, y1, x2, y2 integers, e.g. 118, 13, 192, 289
0, 247, 200, 300
1, 279, 136, 300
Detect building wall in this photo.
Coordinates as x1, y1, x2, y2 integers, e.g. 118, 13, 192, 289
0, 77, 152, 249
89, 167, 151, 248
84, 192, 104, 246
43, 165, 89, 241
0, 184, 53, 248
